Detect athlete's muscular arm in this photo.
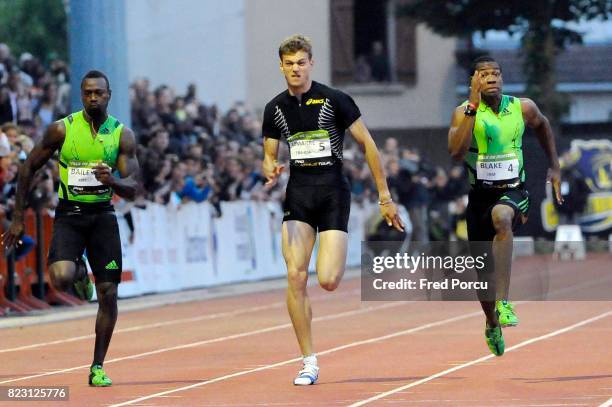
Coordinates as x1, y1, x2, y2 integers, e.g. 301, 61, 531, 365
349, 118, 404, 232
521, 98, 563, 205
2, 121, 65, 249
448, 106, 475, 161
448, 71, 482, 161
93, 127, 141, 201
262, 137, 285, 186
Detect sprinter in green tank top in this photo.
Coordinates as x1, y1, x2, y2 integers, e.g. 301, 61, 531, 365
3, 70, 140, 386
449, 56, 564, 357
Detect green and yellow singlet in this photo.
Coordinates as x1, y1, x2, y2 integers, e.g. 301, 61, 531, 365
58, 111, 122, 203
464, 95, 525, 189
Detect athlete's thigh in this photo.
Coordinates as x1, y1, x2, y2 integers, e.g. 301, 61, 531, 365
497, 188, 530, 228
282, 220, 316, 272
467, 188, 506, 241
47, 213, 88, 265
87, 211, 122, 284
316, 187, 351, 233
466, 199, 493, 241
316, 229, 348, 281
282, 183, 317, 231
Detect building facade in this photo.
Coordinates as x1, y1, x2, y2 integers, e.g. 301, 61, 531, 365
125, 0, 457, 130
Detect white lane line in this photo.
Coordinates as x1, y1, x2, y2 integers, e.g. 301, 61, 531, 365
0, 289, 359, 354
106, 309, 485, 407
0, 301, 404, 385
4, 259, 604, 354
0, 302, 284, 354
599, 397, 612, 407
348, 309, 612, 407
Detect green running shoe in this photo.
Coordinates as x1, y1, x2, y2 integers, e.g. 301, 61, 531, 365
496, 300, 519, 327
89, 364, 112, 387
74, 257, 94, 301
485, 324, 505, 356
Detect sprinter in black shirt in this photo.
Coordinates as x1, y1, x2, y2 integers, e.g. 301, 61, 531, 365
262, 34, 404, 386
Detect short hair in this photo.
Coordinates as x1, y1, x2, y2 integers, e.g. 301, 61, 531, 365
278, 34, 312, 60
81, 70, 110, 90
471, 55, 501, 73
1, 122, 17, 133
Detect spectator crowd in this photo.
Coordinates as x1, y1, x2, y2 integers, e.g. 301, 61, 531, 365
0, 42, 476, 243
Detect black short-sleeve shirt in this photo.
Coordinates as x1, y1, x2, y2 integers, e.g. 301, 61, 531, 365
262, 81, 361, 186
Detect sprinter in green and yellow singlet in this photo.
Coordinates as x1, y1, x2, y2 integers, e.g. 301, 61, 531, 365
448, 56, 563, 357
3, 70, 140, 386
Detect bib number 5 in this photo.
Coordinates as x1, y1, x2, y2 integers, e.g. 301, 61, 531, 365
288, 131, 332, 160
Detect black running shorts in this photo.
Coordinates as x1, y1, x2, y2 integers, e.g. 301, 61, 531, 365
47, 200, 122, 284
283, 182, 351, 232
466, 187, 530, 241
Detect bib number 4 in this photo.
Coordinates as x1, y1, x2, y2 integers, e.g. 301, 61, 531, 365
476, 155, 519, 181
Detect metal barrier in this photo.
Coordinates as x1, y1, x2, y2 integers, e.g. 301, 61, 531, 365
1, 209, 83, 316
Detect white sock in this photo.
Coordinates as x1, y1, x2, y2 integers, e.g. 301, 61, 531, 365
303, 354, 317, 366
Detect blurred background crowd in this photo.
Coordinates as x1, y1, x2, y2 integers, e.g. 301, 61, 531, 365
0, 2, 608, 245
0, 40, 480, 244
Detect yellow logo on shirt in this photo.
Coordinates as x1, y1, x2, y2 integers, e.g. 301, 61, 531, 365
306, 98, 324, 105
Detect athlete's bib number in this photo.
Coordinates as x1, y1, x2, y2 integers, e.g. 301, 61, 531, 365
68, 166, 102, 187
288, 131, 332, 160
476, 153, 519, 181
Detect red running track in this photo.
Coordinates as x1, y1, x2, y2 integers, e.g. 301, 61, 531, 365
0, 255, 611, 407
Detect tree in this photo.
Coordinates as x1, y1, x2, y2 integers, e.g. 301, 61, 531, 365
0, 0, 68, 63
400, 0, 611, 125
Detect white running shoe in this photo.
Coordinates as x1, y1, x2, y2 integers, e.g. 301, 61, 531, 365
293, 363, 319, 385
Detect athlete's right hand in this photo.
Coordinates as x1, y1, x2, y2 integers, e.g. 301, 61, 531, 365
468, 70, 482, 107
2, 219, 25, 252
263, 162, 285, 187
380, 202, 405, 233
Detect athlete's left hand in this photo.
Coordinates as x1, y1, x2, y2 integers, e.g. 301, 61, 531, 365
263, 162, 285, 187
93, 162, 115, 186
547, 167, 564, 205
380, 202, 405, 233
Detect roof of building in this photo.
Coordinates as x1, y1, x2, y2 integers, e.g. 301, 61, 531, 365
456, 43, 612, 85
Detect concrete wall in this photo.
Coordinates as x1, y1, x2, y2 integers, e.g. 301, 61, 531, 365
123, 1, 456, 129
345, 25, 457, 130
125, 0, 246, 110
245, 0, 331, 114
568, 93, 612, 123
244, 8, 457, 130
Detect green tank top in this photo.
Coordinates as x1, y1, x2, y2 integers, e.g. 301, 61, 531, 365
58, 110, 123, 203
464, 94, 525, 188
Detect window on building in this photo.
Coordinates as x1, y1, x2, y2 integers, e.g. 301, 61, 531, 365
330, 0, 416, 86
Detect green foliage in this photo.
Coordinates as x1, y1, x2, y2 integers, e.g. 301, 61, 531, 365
0, 0, 68, 63
399, 0, 611, 123
399, 0, 611, 41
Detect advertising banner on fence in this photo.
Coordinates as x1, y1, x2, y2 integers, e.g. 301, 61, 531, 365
541, 139, 612, 234
123, 201, 372, 297
179, 203, 215, 288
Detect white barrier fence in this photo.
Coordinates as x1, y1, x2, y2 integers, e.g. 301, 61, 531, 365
116, 201, 377, 298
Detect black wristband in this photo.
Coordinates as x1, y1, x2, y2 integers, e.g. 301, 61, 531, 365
464, 105, 477, 116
